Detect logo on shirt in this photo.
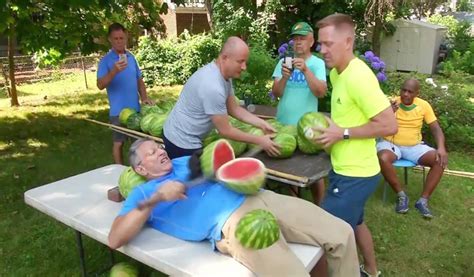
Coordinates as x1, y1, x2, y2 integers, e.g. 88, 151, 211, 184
289, 70, 307, 84
336, 97, 342, 104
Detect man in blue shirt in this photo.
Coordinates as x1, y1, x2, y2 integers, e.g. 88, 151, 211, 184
108, 138, 359, 276
97, 23, 153, 164
272, 22, 328, 206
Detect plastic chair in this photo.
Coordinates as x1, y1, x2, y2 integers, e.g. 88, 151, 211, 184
382, 159, 425, 203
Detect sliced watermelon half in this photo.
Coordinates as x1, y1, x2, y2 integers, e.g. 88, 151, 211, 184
216, 157, 266, 195
200, 139, 235, 177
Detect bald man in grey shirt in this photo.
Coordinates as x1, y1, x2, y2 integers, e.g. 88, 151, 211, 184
163, 37, 280, 159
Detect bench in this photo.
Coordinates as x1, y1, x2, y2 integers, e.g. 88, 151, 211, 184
24, 164, 323, 276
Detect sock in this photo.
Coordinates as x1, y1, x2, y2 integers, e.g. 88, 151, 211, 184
397, 191, 407, 198
417, 197, 428, 205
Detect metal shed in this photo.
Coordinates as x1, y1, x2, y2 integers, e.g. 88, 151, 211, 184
380, 19, 447, 74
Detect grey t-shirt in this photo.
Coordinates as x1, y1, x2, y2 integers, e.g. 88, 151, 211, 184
164, 62, 234, 149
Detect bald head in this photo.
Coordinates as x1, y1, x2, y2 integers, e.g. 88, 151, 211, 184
220, 36, 249, 57
402, 79, 420, 92
216, 36, 249, 79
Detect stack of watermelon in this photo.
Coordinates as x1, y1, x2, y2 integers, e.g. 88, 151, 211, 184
200, 139, 280, 250
117, 99, 176, 138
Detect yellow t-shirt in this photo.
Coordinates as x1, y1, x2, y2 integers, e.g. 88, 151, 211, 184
385, 97, 437, 146
330, 58, 390, 177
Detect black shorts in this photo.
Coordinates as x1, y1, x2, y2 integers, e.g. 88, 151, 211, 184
162, 132, 201, 159
110, 116, 127, 143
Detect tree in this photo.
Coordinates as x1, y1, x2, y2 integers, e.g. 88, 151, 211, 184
0, 0, 168, 107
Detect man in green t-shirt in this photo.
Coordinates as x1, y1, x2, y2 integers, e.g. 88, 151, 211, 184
271, 21, 327, 205
314, 14, 398, 277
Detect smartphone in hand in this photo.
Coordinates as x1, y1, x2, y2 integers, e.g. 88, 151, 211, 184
119, 53, 127, 64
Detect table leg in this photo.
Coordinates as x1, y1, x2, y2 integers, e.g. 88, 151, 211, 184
75, 231, 87, 277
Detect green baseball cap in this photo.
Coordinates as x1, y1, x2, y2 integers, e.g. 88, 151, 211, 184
290, 22, 314, 36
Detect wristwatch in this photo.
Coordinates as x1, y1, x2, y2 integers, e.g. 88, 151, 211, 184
343, 128, 350, 140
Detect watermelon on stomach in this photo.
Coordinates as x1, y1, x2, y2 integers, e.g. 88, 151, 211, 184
200, 139, 235, 177
216, 157, 266, 195
235, 209, 280, 249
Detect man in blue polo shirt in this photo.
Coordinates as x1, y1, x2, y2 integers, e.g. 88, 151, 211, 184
97, 23, 153, 164
108, 138, 360, 276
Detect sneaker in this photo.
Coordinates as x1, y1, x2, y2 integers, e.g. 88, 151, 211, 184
395, 195, 409, 214
360, 265, 381, 277
415, 200, 434, 219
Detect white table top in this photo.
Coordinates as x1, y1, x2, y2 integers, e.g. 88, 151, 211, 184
24, 164, 322, 276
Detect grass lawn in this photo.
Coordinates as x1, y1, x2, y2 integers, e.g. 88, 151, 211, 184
0, 72, 473, 276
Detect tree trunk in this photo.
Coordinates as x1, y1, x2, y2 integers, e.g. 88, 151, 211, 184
372, 18, 383, 56
204, 0, 213, 32
8, 24, 19, 107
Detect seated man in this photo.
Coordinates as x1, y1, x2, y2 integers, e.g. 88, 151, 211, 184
377, 78, 448, 218
108, 138, 359, 276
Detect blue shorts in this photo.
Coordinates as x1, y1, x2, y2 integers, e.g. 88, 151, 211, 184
376, 139, 434, 164
322, 170, 381, 229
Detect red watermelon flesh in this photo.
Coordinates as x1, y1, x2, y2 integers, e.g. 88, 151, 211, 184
218, 159, 262, 180
216, 158, 266, 195
213, 141, 235, 172
200, 139, 235, 177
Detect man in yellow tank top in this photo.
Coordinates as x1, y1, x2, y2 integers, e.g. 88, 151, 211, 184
377, 79, 448, 219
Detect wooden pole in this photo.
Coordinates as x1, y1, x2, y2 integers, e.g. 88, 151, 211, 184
413, 166, 474, 179
85, 118, 163, 143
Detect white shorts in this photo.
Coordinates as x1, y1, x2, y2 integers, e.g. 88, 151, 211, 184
376, 139, 435, 164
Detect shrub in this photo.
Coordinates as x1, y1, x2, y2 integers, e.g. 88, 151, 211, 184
135, 33, 221, 86
427, 14, 473, 53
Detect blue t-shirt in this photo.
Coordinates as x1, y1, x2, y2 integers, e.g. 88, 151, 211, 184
272, 55, 327, 125
118, 156, 246, 249
97, 50, 142, 116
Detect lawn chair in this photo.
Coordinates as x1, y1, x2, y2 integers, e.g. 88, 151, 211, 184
382, 159, 425, 203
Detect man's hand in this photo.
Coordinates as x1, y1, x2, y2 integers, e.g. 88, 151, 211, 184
436, 148, 448, 168
138, 181, 187, 210
142, 97, 155, 105
114, 60, 127, 73
292, 57, 307, 73
258, 120, 277, 134
256, 135, 280, 157
313, 116, 344, 148
390, 100, 399, 113
281, 65, 292, 79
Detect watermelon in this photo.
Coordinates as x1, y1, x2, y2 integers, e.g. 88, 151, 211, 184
200, 139, 235, 177
279, 125, 297, 138
225, 139, 247, 157
247, 127, 264, 149
118, 167, 147, 198
141, 105, 164, 116
266, 118, 283, 132
216, 157, 266, 195
235, 209, 280, 249
203, 129, 220, 147
297, 112, 328, 146
126, 113, 142, 131
297, 133, 321, 154
109, 262, 139, 277
158, 101, 175, 114
272, 133, 297, 158
119, 108, 136, 125
140, 113, 159, 133
148, 114, 167, 137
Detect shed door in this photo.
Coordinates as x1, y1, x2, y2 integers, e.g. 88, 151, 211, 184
396, 27, 420, 71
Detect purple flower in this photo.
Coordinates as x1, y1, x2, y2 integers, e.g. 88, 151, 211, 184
268, 90, 276, 101
371, 61, 382, 71
278, 46, 287, 55
288, 40, 294, 47
372, 56, 381, 63
379, 61, 386, 70
376, 72, 387, 83
364, 51, 375, 60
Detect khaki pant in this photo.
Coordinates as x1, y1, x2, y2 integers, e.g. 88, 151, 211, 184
216, 190, 359, 277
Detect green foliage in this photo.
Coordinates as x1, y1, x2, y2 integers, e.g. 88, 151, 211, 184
441, 41, 474, 75
234, 46, 275, 105
457, 0, 474, 11
32, 48, 63, 69
135, 33, 221, 86
427, 14, 473, 53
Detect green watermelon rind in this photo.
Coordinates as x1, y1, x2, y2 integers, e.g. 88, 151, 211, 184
200, 139, 235, 177
110, 262, 139, 277
118, 167, 147, 198
140, 113, 159, 133
297, 133, 321, 154
216, 157, 266, 195
126, 113, 142, 131
225, 139, 248, 157
148, 114, 167, 137
235, 209, 280, 249
272, 133, 297, 158
119, 108, 137, 125
297, 112, 328, 145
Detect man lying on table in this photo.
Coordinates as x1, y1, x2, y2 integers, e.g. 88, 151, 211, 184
108, 138, 359, 276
